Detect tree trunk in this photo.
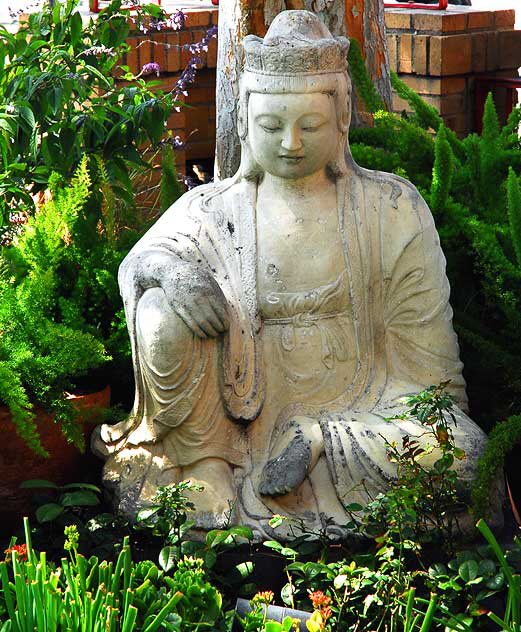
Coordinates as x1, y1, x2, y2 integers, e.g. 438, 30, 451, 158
215, 0, 391, 179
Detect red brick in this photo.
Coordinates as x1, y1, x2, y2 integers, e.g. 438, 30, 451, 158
392, 93, 411, 114
183, 10, 211, 28
398, 34, 413, 73
413, 11, 467, 34
126, 37, 139, 75
167, 108, 186, 129
152, 33, 167, 72
467, 11, 493, 30
207, 35, 218, 68
494, 9, 515, 30
424, 92, 465, 115
429, 34, 471, 76
138, 37, 152, 70
471, 32, 487, 73
498, 30, 521, 70
180, 30, 192, 67
384, 10, 411, 31
211, 9, 219, 25
387, 34, 398, 73
413, 35, 429, 75
486, 31, 499, 71
165, 32, 181, 73
444, 112, 468, 134
186, 140, 215, 161
397, 74, 465, 95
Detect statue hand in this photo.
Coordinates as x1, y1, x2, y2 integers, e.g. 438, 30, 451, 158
160, 262, 230, 339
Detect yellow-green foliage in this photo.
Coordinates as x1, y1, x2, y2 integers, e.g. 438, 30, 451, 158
352, 89, 521, 429
0, 158, 110, 454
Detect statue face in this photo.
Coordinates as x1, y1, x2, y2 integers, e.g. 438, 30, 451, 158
248, 92, 338, 179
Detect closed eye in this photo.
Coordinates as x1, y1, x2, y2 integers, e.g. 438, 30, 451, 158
261, 125, 281, 133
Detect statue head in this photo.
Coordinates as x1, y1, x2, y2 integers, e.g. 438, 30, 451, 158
238, 11, 352, 181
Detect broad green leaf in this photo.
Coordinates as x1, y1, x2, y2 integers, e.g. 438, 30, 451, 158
20, 479, 59, 489
281, 582, 294, 606
61, 490, 100, 506
158, 546, 176, 572
264, 540, 283, 552
485, 573, 505, 591
69, 12, 82, 46
458, 560, 479, 582
235, 561, 254, 578
136, 506, 160, 522
62, 483, 101, 492
36, 503, 64, 523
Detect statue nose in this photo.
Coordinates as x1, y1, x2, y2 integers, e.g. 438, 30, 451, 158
280, 126, 302, 151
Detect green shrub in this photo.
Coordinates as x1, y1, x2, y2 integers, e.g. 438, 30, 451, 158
0, 0, 176, 228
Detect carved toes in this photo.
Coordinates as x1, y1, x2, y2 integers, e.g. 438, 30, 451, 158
258, 434, 311, 497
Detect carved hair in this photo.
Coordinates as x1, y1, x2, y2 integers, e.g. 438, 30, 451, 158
235, 11, 353, 181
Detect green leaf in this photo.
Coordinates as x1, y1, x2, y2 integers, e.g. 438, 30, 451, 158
478, 559, 496, 577
485, 573, 505, 590
36, 503, 64, 523
458, 559, 479, 582
20, 479, 59, 489
136, 506, 160, 522
265, 623, 282, 632
69, 11, 82, 46
281, 582, 294, 606
229, 526, 254, 540
62, 483, 101, 492
158, 546, 176, 573
61, 490, 100, 506
235, 561, 254, 579
264, 540, 283, 552
280, 547, 298, 558
268, 515, 286, 528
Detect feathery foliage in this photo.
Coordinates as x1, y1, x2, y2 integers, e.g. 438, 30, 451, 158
160, 144, 184, 213
0, 154, 153, 454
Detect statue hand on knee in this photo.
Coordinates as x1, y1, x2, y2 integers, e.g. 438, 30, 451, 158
134, 253, 230, 339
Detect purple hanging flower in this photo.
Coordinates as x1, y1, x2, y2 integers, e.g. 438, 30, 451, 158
141, 62, 161, 76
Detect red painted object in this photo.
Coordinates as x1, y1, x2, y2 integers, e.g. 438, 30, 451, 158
89, 0, 161, 12
475, 75, 521, 133
384, 0, 447, 9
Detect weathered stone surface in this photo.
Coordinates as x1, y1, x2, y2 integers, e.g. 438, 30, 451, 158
94, 11, 499, 538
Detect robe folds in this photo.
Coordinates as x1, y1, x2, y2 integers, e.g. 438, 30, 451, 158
97, 164, 495, 533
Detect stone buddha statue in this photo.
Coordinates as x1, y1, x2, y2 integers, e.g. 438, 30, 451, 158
94, 11, 493, 536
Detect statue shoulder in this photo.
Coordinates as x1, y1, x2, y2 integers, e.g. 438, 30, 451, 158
356, 167, 435, 237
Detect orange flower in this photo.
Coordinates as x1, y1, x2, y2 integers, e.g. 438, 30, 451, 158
309, 591, 332, 609
4, 544, 28, 562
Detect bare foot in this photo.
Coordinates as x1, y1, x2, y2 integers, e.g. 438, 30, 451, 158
259, 417, 324, 497
182, 458, 237, 528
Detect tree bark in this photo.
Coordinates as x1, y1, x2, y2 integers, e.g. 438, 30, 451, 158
215, 0, 391, 179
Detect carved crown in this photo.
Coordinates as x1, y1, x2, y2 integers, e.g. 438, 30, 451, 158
243, 10, 350, 76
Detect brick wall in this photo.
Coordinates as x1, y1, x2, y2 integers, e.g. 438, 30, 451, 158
386, 7, 521, 136
123, 5, 521, 188
121, 7, 218, 182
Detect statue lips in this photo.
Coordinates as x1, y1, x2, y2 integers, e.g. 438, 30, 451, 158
278, 154, 305, 163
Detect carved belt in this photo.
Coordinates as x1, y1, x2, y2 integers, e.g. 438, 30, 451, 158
263, 310, 347, 327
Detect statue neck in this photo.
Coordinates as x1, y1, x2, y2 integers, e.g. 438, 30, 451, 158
259, 170, 333, 202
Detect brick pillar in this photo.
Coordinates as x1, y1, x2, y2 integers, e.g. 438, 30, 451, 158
385, 7, 521, 136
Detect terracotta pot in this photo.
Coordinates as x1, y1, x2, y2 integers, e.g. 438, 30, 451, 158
0, 386, 110, 532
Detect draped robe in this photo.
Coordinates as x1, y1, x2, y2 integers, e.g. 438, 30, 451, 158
96, 165, 491, 533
